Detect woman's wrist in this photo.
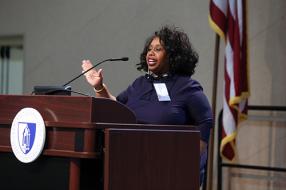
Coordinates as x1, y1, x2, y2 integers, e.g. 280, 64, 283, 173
94, 84, 105, 93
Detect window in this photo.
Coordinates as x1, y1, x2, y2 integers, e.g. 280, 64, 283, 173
0, 35, 23, 94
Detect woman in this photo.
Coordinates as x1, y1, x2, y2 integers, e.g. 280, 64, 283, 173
82, 25, 213, 183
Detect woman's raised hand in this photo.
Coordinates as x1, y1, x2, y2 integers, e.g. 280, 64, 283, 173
81, 60, 103, 90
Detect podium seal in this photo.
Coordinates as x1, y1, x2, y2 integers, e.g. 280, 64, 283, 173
10, 108, 46, 163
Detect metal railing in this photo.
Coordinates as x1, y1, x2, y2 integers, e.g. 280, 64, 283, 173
217, 105, 286, 190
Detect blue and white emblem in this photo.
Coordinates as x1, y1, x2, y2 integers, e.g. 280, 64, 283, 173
10, 108, 46, 163
18, 122, 36, 154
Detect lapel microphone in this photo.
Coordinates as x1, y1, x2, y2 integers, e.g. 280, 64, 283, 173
145, 72, 171, 82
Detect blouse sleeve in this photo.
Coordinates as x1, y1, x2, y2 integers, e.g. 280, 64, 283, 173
116, 76, 145, 104
185, 84, 213, 143
116, 88, 128, 104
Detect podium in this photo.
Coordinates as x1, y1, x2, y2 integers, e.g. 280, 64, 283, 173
0, 95, 200, 190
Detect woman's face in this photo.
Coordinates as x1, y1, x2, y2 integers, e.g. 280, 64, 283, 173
146, 37, 169, 75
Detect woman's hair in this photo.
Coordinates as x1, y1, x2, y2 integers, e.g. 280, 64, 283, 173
137, 25, 199, 76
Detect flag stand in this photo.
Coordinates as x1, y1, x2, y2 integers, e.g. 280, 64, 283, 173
205, 34, 220, 190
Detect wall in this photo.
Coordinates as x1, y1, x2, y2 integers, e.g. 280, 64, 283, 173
0, 0, 214, 98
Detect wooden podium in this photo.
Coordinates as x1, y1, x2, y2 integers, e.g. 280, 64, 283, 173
0, 95, 200, 190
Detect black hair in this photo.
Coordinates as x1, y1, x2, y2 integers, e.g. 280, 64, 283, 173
137, 25, 199, 76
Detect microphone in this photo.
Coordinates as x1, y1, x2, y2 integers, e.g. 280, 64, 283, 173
63, 87, 93, 97
32, 57, 128, 96
32, 85, 92, 96
62, 57, 129, 87
32, 85, 72, 95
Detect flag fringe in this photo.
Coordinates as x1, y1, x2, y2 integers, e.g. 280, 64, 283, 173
208, 15, 225, 41
229, 91, 250, 106
220, 133, 237, 162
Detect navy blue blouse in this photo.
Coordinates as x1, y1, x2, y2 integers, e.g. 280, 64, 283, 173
116, 74, 213, 143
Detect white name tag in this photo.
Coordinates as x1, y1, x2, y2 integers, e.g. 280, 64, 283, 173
153, 83, 171, 101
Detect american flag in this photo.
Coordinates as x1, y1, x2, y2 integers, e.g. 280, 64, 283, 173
209, 0, 250, 161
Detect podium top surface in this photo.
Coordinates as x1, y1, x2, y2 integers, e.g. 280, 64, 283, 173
0, 95, 136, 125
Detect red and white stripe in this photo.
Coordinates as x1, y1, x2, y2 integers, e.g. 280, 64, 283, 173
209, 0, 249, 161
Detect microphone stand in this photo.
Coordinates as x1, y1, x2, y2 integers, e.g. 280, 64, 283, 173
62, 57, 128, 87
64, 88, 93, 97
32, 57, 129, 95
62, 59, 110, 87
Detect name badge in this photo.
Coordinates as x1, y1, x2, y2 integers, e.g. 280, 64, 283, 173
153, 83, 171, 101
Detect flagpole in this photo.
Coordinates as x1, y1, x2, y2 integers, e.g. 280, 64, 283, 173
206, 34, 220, 190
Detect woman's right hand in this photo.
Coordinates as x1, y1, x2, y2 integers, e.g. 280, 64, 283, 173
81, 60, 104, 90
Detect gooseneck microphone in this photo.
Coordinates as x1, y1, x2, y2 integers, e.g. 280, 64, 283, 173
62, 57, 129, 87
32, 57, 128, 95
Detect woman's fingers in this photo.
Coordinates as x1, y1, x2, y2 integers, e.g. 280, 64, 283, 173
82, 60, 94, 71
82, 60, 98, 76
97, 68, 103, 77
81, 60, 104, 88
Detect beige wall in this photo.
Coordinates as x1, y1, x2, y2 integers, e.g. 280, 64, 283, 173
0, 0, 286, 189
0, 0, 214, 98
